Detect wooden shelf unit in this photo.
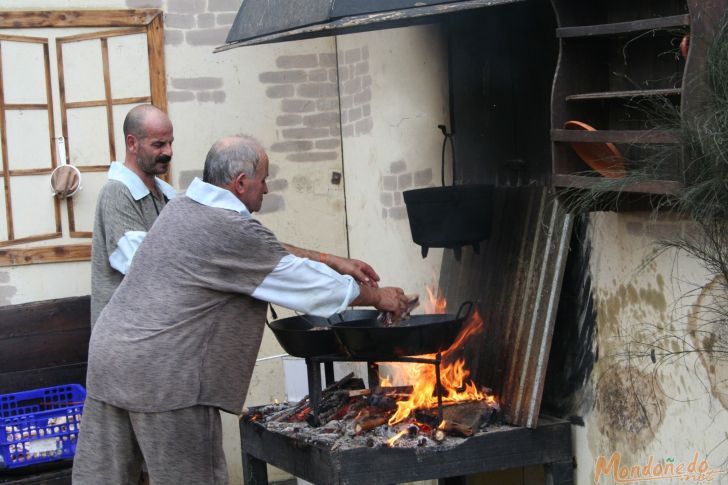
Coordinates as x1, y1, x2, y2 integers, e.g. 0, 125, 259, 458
550, 0, 700, 200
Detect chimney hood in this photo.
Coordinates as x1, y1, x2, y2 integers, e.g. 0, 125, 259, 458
215, 0, 522, 52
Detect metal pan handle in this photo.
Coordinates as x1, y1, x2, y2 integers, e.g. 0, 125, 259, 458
456, 301, 474, 321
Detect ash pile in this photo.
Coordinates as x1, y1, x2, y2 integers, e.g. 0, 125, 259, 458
243, 374, 503, 451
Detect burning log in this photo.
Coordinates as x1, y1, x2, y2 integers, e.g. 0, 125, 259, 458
441, 401, 487, 433
355, 415, 390, 434
439, 420, 475, 437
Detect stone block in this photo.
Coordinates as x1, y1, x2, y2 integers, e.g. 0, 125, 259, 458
315, 138, 340, 149
212, 91, 226, 103
338, 65, 350, 83
270, 140, 313, 152
354, 89, 371, 106
186, 28, 229, 46
281, 99, 315, 113
308, 69, 328, 82
196, 13, 215, 28
126, 0, 163, 7
390, 160, 406, 174
380, 192, 393, 208
276, 114, 303, 126
216, 12, 237, 26
414, 168, 433, 187
340, 95, 353, 110
362, 104, 371, 117
342, 77, 362, 96
355, 117, 373, 135
355, 61, 369, 76
209, 0, 241, 12
303, 112, 340, 128
319, 53, 336, 67
286, 151, 339, 162
197, 91, 212, 102
345, 48, 361, 64
165, 13, 194, 29
259, 70, 306, 84
328, 69, 338, 82
389, 206, 407, 220
393, 191, 403, 206
276, 54, 318, 69
259, 193, 285, 214
267, 179, 289, 191
164, 29, 184, 46
167, 90, 195, 102
281, 127, 330, 139
342, 124, 354, 138
172, 76, 223, 90
398, 173, 413, 191
362, 75, 372, 88
362, 45, 369, 59
382, 175, 397, 191
266, 85, 295, 98
297, 83, 338, 98
348, 107, 362, 122
167, 0, 206, 14
316, 99, 339, 112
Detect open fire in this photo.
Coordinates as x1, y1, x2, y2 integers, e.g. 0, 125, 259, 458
245, 287, 500, 448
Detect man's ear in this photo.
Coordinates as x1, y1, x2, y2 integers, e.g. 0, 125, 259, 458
126, 134, 138, 154
233, 172, 247, 195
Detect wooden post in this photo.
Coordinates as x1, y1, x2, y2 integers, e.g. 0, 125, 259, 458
242, 452, 268, 485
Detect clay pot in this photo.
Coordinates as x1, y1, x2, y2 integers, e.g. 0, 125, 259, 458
680, 34, 690, 59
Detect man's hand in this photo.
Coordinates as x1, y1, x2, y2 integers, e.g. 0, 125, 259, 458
354, 286, 409, 320
326, 254, 380, 288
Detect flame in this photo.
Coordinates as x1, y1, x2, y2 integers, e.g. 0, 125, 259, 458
386, 429, 408, 447
380, 286, 497, 425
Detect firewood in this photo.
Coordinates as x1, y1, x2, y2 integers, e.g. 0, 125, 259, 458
354, 415, 389, 434
441, 401, 486, 431
374, 385, 413, 395
440, 420, 475, 437
348, 389, 371, 397
432, 429, 446, 442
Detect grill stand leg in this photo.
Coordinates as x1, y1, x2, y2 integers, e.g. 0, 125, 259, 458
324, 361, 335, 387
242, 452, 268, 485
434, 353, 443, 425
367, 361, 379, 388
305, 358, 322, 427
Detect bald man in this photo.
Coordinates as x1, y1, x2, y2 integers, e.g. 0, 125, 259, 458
90, 105, 177, 325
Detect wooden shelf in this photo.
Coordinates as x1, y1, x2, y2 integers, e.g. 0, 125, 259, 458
565, 88, 681, 101
552, 173, 682, 195
551, 128, 680, 144
556, 14, 689, 38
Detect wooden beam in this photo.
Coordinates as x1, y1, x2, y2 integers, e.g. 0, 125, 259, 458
0, 10, 161, 28
147, 12, 170, 182
0, 243, 90, 266
57, 26, 147, 44
101, 38, 116, 161
0, 233, 62, 249
0, 42, 13, 241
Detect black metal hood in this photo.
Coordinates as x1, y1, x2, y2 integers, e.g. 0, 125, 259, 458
215, 0, 522, 52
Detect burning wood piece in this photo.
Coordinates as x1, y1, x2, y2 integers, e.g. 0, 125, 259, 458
347, 389, 371, 397
355, 415, 390, 434
441, 401, 488, 434
439, 420, 475, 438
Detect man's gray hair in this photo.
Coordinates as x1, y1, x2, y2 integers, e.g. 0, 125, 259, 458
203, 135, 263, 186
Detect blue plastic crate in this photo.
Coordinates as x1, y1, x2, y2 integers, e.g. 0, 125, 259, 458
0, 384, 86, 469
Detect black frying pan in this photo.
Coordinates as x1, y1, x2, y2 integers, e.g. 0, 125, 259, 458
331, 302, 474, 359
267, 310, 379, 358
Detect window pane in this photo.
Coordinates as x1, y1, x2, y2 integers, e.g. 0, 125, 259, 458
60, 39, 105, 103
107, 33, 150, 100
5, 110, 53, 170
1, 41, 48, 105
10, 175, 56, 238
66, 106, 110, 166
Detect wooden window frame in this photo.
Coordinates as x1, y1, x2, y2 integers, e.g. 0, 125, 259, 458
0, 9, 167, 266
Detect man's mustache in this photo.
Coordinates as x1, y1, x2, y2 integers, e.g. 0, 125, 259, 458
156, 155, 172, 163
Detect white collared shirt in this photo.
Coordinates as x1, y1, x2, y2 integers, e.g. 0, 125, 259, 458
107, 162, 177, 275
186, 177, 359, 316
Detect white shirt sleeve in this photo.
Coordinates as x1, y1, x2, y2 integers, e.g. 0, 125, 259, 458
251, 254, 360, 317
108, 230, 147, 275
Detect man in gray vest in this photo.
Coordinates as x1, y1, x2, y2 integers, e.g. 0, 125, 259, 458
73, 135, 408, 484
90, 105, 177, 326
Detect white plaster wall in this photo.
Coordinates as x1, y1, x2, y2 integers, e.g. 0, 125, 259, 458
574, 212, 728, 485
338, 25, 449, 300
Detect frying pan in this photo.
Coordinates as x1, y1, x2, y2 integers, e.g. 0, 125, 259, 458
267, 310, 379, 358
331, 302, 474, 360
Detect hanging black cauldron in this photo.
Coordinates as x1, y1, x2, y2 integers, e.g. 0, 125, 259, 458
403, 125, 493, 260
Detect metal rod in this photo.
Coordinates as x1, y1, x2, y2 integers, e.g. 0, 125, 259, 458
434, 353, 443, 425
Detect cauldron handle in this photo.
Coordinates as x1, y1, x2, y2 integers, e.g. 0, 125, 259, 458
456, 301, 474, 321
327, 313, 346, 325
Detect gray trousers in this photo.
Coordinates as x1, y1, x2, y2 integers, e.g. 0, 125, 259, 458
72, 397, 228, 485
